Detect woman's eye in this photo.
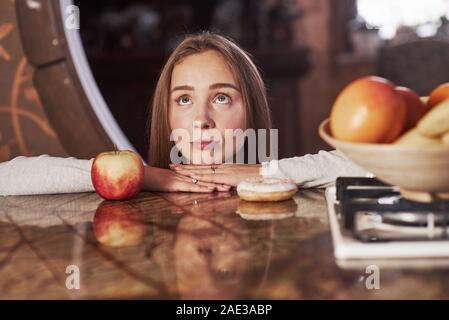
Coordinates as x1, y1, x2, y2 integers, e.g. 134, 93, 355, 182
214, 94, 231, 104
177, 96, 192, 106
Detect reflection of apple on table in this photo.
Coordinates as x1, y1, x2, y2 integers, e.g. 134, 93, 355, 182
91, 150, 144, 201
93, 201, 147, 247
236, 199, 298, 221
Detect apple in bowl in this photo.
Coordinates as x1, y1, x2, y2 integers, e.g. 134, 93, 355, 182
91, 150, 144, 201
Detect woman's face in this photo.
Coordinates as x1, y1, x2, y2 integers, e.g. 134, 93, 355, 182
169, 50, 247, 164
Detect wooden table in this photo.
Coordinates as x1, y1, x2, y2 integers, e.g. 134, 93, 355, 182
1, 190, 449, 299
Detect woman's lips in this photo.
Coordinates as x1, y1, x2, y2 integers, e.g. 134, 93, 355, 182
192, 140, 217, 150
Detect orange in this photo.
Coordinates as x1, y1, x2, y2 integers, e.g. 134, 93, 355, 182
428, 82, 449, 108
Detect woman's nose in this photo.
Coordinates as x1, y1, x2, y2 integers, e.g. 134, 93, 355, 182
194, 106, 215, 129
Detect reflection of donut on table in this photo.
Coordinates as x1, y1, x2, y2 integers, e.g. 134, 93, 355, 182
236, 199, 298, 220
237, 177, 298, 202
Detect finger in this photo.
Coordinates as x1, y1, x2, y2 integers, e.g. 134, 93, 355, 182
169, 163, 213, 170
171, 166, 213, 174
198, 182, 231, 191
178, 163, 259, 169
176, 180, 215, 193
176, 167, 229, 176
170, 163, 230, 170
214, 184, 232, 192
173, 169, 197, 177
174, 169, 216, 178
184, 182, 217, 193
178, 173, 210, 185
178, 175, 231, 191
195, 180, 230, 191
190, 173, 232, 185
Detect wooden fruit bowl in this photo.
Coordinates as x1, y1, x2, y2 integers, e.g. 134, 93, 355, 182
319, 118, 449, 202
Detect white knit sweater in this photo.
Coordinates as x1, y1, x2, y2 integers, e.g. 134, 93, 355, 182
0, 155, 94, 196
0, 151, 370, 196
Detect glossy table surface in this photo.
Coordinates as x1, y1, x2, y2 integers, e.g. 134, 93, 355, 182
1, 189, 449, 299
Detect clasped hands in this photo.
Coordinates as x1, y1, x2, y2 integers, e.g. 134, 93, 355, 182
143, 163, 261, 193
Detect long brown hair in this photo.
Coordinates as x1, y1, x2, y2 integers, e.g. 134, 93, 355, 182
148, 31, 271, 168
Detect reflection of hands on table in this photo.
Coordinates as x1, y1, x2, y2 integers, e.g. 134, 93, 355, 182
143, 166, 231, 192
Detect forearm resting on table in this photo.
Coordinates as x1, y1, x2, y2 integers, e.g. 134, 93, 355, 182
0, 155, 94, 196
261, 150, 371, 188
142, 165, 164, 191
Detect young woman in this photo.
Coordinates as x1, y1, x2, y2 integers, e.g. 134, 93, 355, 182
0, 32, 368, 196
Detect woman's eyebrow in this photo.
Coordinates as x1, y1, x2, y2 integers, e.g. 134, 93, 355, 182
209, 83, 240, 91
171, 83, 240, 93
171, 85, 194, 93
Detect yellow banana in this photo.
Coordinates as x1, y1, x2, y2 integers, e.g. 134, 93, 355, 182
417, 99, 449, 137
443, 131, 449, 146
394, 128, 442, 146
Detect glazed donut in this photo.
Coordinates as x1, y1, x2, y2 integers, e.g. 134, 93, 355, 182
237, 177, 298, 202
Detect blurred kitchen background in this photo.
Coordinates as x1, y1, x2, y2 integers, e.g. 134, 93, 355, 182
2, 0, 449, 162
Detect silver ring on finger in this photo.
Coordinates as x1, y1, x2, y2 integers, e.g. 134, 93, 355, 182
191, 178, 198, 184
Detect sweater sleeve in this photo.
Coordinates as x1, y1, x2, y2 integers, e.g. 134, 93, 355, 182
0, 155, 95, 196
260, 150, 372, 188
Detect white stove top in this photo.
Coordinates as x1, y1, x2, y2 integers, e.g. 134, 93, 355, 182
325, 186, 449, 267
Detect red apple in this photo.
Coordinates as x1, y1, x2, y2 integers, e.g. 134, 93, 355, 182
330, 76, 406, 143
395, 86, 429, 130
91, 150, 144, 200
93, 201, 146, 247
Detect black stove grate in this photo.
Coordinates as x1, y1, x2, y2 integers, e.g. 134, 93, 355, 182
336, 177, 449, 231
